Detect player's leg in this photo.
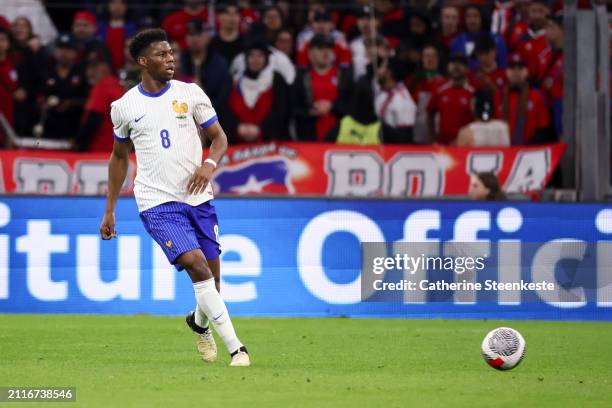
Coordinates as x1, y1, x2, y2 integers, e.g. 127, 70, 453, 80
176, 249, 249, 366
186, 201, 249, 366
139, 203, 238, 364
189, 202, 221, 331
183, 253, 217, 363
192, 257, 220, 332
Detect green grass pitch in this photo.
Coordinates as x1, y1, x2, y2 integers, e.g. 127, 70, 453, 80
0, 314, 611, 408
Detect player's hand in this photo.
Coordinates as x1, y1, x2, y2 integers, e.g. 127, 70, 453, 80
187, 164, 214, 195
100, 212, 117, 240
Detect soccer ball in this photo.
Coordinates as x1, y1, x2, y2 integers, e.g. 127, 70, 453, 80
481, 327, 526, 370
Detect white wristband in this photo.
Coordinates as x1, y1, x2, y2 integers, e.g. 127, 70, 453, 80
204, 158, 217, 168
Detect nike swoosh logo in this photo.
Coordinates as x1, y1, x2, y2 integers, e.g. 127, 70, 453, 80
212, 313, 224, 321
134, 114, 146, 122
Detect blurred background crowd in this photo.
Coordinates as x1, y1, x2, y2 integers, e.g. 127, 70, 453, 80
0, 0, 606, 153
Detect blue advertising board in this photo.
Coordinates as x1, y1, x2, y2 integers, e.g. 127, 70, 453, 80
0, 196, 611, 320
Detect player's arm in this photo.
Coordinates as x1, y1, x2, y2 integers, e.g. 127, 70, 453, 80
100, 139, 132, 240
188, 121, 228, 194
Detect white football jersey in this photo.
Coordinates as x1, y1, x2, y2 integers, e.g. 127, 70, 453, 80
111, 80, 218, 212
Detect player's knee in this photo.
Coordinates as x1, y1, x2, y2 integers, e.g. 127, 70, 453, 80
177, 251, 211, 279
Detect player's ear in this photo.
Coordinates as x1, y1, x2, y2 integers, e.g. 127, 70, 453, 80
137, 55, 147, 68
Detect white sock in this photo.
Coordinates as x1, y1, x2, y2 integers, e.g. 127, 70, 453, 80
193, 278, 243, 354
194, 305, 209, 329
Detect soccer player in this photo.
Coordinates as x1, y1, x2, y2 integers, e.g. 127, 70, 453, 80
99, 28, 250, 366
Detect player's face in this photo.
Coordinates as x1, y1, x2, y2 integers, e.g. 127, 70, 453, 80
142, 41, 175, 82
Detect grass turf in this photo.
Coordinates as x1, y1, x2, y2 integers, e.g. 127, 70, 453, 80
0, 315, 611, 408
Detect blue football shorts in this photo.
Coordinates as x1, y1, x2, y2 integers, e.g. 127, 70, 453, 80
139, 200, 221, 270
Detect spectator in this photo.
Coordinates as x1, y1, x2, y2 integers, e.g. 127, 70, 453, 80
117, 34, 140, 90
498, 0, 531, 50
261, 5, 284, 44
236, 0, 259, 33
427, 53, 474, 145
450, 5, 508, 70
515, 0, 550, 77
406, 9, 433, 52
340, 0, 372, 40
209, 1, 245, 66
75, 52, 124, 151
361, 34, 393, 81
296, 9, 351, 69
350, 6, 382, 81
0, 28, 17, 143
492, 1, 524, 45
72, 10, 111, 64
181, 20, 231, 108
408, 44, 446, 103
10, 16, 44, 136
293, 33, 352, 141
97, 0, 137, 72
375, 58, 417, 144
408, 44, 447, 143
470, 36, 507, 91
468, 171, 506, 200
0, 15, 9, 30
296, 2, 340, 49
373, 0, 405, 47
230, 35, 296, 85
225, 41, 291, 144
162, 0, 209, 49
326, 75, 380, 145
494, 53, 550, 145
457, 90, 510, 146
437, 4, 461, 51
39, 34, 88, 140
273, 28, 295, 60
538, 14, 563, 137
11, 16, 42, 54
0, 1, 58, 45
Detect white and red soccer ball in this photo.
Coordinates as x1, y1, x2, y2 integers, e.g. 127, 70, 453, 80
481, 327, 526, 370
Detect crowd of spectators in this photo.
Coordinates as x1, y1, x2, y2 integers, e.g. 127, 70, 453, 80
0, 0, 602, 151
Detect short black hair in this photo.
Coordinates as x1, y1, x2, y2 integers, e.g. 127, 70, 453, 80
129, 28, 168, 59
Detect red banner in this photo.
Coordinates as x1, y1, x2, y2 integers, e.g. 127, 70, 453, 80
0, 143, 565, 197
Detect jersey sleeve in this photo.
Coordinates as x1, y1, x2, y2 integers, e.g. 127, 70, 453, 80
110, 102, 130, 143
190, 83, 218, 129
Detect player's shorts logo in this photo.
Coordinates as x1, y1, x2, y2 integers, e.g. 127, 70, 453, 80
172, 100, 188, 119
165, 240, 173, 248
